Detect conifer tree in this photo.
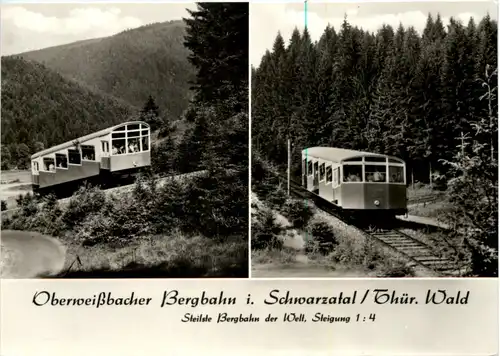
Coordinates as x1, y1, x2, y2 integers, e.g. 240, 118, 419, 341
140, 95, 163, 130
183, 2, 248, 107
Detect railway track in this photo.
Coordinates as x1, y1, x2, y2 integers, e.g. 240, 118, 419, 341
407, 193, 442, 206
278, 174, 463, 276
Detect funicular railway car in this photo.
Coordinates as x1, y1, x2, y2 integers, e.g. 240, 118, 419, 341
31, 121, 151, 197
302, 147, 407, 217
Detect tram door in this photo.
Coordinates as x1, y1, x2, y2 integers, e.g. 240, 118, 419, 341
332, 166, 341, 205
312, 160, 319, 193
306, 160, 314, 191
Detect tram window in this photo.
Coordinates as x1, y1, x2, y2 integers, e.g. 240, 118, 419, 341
389, 158, 402, 163
333, 168, 338, 186
344, 157, 362, 162
142, 136, 149, 151
101, 141, 109, 153
365, 156, 386, 163
326, 166, 332, 184
343, 165, 362, 182
55, 154, 68, 169
302, 159, 306, 174
115, 126, 125, 131
33, 161, 39, 172
112, 139, 126, 155
141, 130, 149, 136
319, 163, 325, 181
389, 166, 404, 183
81, 145, 95, 161
128, 137, 140, 153
112, 132, 126, 139
43, 157, 55, 172
365, 165, 386, 182
128, 130, 140, 137
307, 161, 313, 176
68, 149, 81, 165
128, 124, 140, 130
314, 162, 319, 177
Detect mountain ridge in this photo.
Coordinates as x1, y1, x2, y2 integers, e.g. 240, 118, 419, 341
14, 19, 195, 120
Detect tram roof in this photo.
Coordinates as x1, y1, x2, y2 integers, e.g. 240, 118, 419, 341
31, 121, 149, 159
302, 147, 404, 163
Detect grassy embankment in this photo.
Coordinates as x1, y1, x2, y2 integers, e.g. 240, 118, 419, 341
2, 171, 247, 278
407, 183, 452, 219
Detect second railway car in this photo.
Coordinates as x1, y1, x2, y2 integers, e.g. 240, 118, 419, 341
31, 121, 151, 197
302, 147, 407, 217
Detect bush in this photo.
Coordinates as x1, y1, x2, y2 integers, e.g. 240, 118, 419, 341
62, 185, 109, 229
305, 221, 337, 255
266, 185, 287, 208
251, 209, 283, 250
16, 192, 39, 216
4, 193, 64, 236
281, 199, 314, 230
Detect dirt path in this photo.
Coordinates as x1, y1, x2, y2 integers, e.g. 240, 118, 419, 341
1, 230, 66, 278
252, 261, 372, 278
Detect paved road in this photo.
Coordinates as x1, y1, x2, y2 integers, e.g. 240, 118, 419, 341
1, 230, 66, 278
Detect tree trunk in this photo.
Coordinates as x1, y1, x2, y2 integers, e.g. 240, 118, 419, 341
429, 161, 433, 189
411, 168, 414, 190
287, 138, 291, 196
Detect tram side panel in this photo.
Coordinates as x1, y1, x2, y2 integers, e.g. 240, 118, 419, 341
38, 160, 100, 189
109, 151, 151, 172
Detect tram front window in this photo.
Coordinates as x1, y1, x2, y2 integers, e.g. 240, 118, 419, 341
389, 166, 404, 183
343, 165, 362, 182
365, 165, 386, 182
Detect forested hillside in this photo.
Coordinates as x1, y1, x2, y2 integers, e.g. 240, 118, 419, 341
18, 20, 195, 120
1, 57, 135, 170
252, 13, 498, 277
252, 14, 497, 183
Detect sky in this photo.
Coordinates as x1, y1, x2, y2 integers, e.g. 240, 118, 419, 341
1, 3, 198, 55
250, 1, 498, 67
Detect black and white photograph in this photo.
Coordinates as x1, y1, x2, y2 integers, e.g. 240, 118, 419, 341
251, 2, 498, 278
1, 2, 249, 278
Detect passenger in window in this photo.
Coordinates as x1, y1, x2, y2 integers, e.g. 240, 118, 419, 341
49, 163, 55, 171
347, 173, 361, 182
373, 171, 384, 182
112, 146, 119, 155
366, 173, 374, 182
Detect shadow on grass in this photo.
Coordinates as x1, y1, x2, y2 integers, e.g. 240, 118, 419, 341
49, 261, 248, 279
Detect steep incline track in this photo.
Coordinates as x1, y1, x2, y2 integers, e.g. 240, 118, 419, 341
278, 174, 462, 275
